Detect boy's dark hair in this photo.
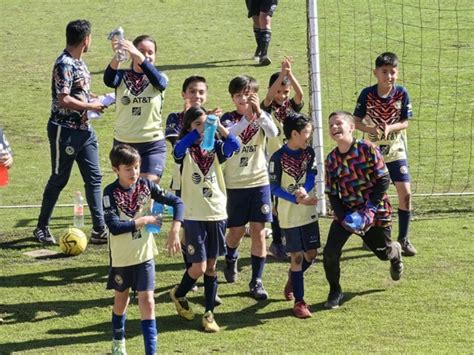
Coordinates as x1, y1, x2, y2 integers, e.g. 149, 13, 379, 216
228, 75, 259, 96
109, 144, 140, 168
182, 75, 207, 92
66, 20, 91, 47
268, 72, 290, 87
328, 111, 355, 124
283, 113, 312, 140
179, 105, 207, 139
375, 52, 398, 68
133, 35, 157, 52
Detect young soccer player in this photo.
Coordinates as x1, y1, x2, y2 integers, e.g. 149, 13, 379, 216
353, 52, 416, 256
165, 76, 223, 304
103, 144, 184, 355
263, 57, 304, 260
104, 34, 168, 184
268, 113, 320, 318
324, 111, 404, 309
221, 75, 278, 300
170, 106, 239, 332
246, 0, 278, 65
33, 19, 108, 245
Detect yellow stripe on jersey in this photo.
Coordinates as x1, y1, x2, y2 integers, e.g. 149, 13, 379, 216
114, 75, 165, 143
181, 146, 227, 221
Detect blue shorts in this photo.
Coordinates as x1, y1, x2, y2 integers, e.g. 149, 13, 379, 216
106, 259, 155, 292
386, 159, 410, 183
184, 220, 227, 263
114, 139, 167, 177
226, 185, 273, 228
282, 221, 321, 253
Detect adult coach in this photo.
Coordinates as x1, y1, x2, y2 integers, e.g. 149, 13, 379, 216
33, 19, 108, 245
246, 0, 278, 66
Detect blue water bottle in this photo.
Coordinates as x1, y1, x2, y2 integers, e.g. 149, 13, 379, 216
146, 201, 164, 234
200, 114, 218, 151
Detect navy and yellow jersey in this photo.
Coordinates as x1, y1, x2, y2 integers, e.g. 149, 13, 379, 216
269, 145, 318, 228
354, 84, 412, 163
221, 110, 276, 189
50, 50, 92, 130
0, 128, 12, 156
174, 130, 239, 221
104, 60, 168, 143
103, 177, 184, 267
262, 98, 304, 156
325, 139, 392, 227
165, 111, 185, 191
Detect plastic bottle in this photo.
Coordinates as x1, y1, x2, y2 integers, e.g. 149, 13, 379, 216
0, 165, 8, 187
146, 201, 164, 234
73, 191, 84, 228
107, 27, 128, 62
200, 114, 218, 151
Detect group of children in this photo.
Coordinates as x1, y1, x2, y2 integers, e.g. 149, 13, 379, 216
103, 50, 416, 355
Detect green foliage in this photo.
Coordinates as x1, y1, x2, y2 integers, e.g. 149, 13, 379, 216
0, 0, 473, 353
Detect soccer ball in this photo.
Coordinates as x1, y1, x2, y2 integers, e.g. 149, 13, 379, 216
59, 228, 88, 256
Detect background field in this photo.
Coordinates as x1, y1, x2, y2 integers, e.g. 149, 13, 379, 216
0, 0, 473, 354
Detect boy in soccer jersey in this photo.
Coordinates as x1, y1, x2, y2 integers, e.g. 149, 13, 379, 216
103, 144, 183, 354
262, 57, 304, 260
33, 20, 108, 245
324, 111, 404, 309
246, 0, 278, 66
170, 106, 239, 332
354, 52, 416, 256
268, 113, 320, 318
221, 75, 278, 300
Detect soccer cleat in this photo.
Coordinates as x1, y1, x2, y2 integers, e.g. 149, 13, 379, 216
399, 239, 417, 256
224, 257, 238, 283
202, 311, 220, 333
264, 227, 272, 239
170, 286, 194, 320
111, 339, 127, 355
388, 241, 404, 281
249, 278, 269, 300
269, 241, 288, 261
90, 226, 109, 244
33, 226, 56, 245
293, 300, 312, 319
259, 56, 272, 66
284, 270, 294, 301
324, 290, 344, 309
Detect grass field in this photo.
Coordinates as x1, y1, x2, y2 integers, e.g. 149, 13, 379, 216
1, 0, 473, 353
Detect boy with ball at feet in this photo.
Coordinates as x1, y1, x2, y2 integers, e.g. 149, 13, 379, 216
268, 113, 320, 318
323, 111, 404, 309
354, 52, 416, 256
103, 144, 184, 355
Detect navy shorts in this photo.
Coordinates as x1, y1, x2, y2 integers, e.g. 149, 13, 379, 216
226, 185, 273, 228
386, 159, 410, 183
246, 0, 278, 17
184, 220, 227, 263
106, 259, 155, 292
282, 221, 321, 253
114, 139, 167, 177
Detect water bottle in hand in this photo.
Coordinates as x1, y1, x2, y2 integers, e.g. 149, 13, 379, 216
146, 201, 164, 234
108, 27, 128, 62
73, 191, 84, 228
200, 114, 218, 151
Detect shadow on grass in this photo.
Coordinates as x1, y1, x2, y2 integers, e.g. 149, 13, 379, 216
90, 58, 256, 75
310, 288, 386, 311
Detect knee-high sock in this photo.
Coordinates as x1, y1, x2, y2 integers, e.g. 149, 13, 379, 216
398, 209, 411, 241
251, 254, 265, 281
204, 274, 218, 312
112, 312, 126, 340
175, 271, 197, 298
141, 319, 157, 355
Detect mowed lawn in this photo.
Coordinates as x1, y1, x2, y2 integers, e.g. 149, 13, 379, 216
0, 0, 473, 353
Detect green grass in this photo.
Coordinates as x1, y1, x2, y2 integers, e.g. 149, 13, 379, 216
0, 0, 473, 353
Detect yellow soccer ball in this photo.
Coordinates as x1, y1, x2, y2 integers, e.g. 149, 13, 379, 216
59, 227, 88, 256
